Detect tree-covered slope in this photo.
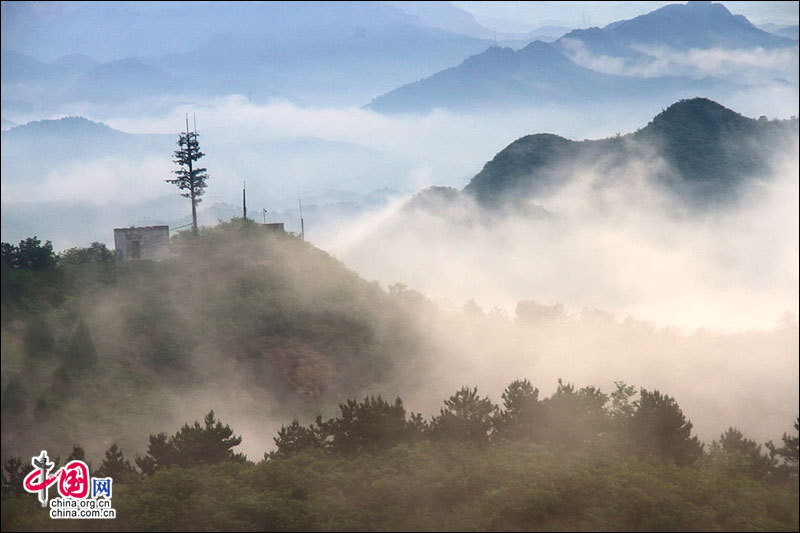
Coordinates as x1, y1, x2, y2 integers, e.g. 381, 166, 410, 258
0, 221, 428, 461
463, 98, 798, 207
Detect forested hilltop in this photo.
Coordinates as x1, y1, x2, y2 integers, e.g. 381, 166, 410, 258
1, 220, 431, 460
1, 220, 798, 531
459, 98, 799, 208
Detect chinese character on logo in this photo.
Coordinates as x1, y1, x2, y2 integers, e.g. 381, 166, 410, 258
58, 461, 90, 499
23, 451, 57, 507
24, 455, 91, 504
92, 477, 113, 499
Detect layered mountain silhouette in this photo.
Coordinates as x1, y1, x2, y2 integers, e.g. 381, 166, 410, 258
590, 1, 794, 50
367, 2, 797, 114
411, 98, 797, 209
0, 117, 172, 183
367, 39, 733, 113
1, 2, 492, 114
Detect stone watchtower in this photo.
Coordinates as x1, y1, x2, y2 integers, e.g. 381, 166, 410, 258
113, 225, 170, 262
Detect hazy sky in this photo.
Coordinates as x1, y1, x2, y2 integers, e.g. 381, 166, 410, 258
454, 1, 799, 33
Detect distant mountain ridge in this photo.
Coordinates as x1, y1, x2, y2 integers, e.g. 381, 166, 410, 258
405, 99, 796, 211
1, 116, 172, 185
366, 38, 734, 113
0, 1, 493, 114
594, 1, 794, 49
462, 98, 797, 207
4, 116, 126, 137
367, 1, 797, 114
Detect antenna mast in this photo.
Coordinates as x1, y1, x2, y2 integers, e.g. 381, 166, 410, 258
298, 198, 305, 241
242, 181, 247, 220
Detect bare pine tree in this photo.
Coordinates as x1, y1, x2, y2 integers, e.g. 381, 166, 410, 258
167, 116, 208, 236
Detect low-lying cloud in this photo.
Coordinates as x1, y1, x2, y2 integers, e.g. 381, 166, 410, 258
318, 135, 799, 333
560, 38, 799, 83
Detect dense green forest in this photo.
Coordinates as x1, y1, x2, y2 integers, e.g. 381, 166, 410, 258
1, 220, 798, 531
2, 382, 798, 531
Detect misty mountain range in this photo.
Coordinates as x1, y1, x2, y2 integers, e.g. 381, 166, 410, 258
2, 1, 798, 120
6, 97, 793, 243
366, 39, 736, 113
368, 1, 797, 112
409, 98, 798, 211
757, 23, 799, 40
573, 0, 793, 50
0, 116, 173, 181
2, 1, 798, 250
1, 1, 494, 115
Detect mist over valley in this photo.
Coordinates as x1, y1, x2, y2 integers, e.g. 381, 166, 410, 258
2, 2, 798, 531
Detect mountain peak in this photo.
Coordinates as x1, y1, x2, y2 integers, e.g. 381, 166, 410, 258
686, 1, 728, 11
604, 1, 791, 49
462, 98, 795, 208
4, 116, 126, 139
644, 97, 752, 133
16, 115, 109, 129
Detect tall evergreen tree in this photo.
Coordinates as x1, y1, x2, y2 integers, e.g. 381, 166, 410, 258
166, 117, 208, 236
429, 386, 497, 444
540, 379, 609, 446
136, 411, 244, 475
271, 420, 321, 458
628, 389, 703, 466
317, 396, 415, 454
95, 443, 137, 482
494, 379, 542, 442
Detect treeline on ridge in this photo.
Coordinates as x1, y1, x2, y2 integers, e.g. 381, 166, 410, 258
1, 221, 429, 458
2, 380, 798, 531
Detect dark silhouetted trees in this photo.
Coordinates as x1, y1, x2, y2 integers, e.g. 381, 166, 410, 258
272, 396, 426, 457
3, 237, 58, 271
59, 242, 114, 266
1, 457, 26, 495
628, 388, 704, 466
136, 411, 244, 476
95, 443, 137, 482
767, 416, 799, 485
272, 420, 322, 458
710, 427, 775, 481
135, 432, 177, 477
493, 378, 543, 442
317, 396, 417, 454
541, 379, 609, 446
429, 386, 497, 444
